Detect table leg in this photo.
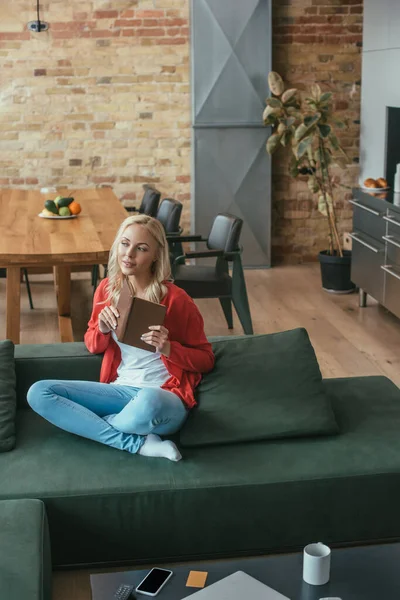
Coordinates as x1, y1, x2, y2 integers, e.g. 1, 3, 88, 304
6, 267, 21, 344
53, 266, 73, 343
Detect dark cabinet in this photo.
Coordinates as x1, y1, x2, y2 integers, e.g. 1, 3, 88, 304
351, 234, 385, 304
351, 189, 400, 319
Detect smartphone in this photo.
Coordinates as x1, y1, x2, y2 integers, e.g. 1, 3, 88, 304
135, 568, 173, 596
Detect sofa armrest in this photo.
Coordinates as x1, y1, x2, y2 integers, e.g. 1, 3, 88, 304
15, 343, 102, 409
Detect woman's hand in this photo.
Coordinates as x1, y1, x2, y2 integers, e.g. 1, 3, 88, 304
98, 306, 119, 334
141, 325, 171, 356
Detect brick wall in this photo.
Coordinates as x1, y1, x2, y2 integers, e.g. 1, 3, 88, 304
0, 0, 362, 261
0, 0, 191, 228
272, 0, 363, 263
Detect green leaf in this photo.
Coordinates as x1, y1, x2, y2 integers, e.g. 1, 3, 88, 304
266, 133, 282, 154
311, 83, 322, 102
280, 130, 292, 147
320, 92, 333, 103
329, 133, 340, 151
267, 97, 283, 108
284, 116, 296, 127
263, 105, 282, 125
268, 71, 285, 96
318, 124, 331, 138
295, 113, 320, 141
297, 135, 313, 159
281, 88, 298, 105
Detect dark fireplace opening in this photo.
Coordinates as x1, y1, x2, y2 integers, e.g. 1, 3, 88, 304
385, 106, 400, 189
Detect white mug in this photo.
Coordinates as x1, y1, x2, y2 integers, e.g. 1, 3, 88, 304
303, 542, 331, 585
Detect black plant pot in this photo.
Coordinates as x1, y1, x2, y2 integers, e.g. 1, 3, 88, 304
318, 250, 356, 294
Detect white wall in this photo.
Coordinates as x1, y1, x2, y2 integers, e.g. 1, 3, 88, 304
359, 0, 400, 184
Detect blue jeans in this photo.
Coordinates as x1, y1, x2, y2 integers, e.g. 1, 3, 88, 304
27, 380, 188, 455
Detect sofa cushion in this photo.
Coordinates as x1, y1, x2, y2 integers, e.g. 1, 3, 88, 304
15, 342, 102, 409
180, 328, 339, 447
0, 340, 16, 451
0, 499, 52, 600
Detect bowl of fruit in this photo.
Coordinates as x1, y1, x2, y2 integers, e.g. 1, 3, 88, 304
39, 196, 82, 219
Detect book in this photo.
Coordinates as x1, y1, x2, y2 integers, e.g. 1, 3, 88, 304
115, 279, 167, 352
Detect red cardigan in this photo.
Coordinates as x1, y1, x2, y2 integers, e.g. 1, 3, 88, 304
84, 279, 215, 409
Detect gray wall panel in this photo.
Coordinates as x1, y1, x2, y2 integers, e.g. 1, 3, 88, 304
194, 128, 270, 267
191, 0, 271, 267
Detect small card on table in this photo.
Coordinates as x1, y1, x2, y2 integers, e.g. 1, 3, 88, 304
186, 571, 208, 588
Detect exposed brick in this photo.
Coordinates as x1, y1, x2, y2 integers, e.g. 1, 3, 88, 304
135, 10, 165, 18
94, 10, 118, 19
34, 69, 46, 76
114, 19, 142, 27
69, 159, 82, 166
136, 28, 165, 37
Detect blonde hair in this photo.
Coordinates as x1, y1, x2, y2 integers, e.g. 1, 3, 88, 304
105, 214, 171, 306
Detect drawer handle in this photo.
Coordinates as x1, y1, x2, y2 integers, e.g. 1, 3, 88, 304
349, 199, 380, 216
349, 232, 379, 253
383, 235, 400, 250
383, 215, 400, 228
381, 265, 400, 282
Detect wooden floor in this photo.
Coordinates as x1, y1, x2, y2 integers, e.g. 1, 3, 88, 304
1, 264, 400, 599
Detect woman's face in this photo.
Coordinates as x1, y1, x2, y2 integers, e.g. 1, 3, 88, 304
118, 224, 159, 279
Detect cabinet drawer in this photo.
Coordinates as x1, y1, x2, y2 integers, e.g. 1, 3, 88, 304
384, 210, 400, 239
350, 233, 385, 303
384, 234, 400, 268
350, 199, 385, 241
382, 265, 400, 319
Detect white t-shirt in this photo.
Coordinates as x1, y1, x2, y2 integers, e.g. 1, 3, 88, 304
111, 331, 170, 388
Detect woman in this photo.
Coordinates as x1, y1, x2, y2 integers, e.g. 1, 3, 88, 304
27, 214, 215, 461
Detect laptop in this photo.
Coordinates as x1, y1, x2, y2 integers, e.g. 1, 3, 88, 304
180, 571, 290, 600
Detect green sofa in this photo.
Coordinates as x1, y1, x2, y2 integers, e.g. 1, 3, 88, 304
2, 336, 400, 594
0, 499, 51, 600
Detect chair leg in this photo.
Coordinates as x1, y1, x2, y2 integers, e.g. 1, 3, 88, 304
219, 298, 233, 329
23, 268, 34, 310
231, 255, 253, 335
92, 265, 99, 289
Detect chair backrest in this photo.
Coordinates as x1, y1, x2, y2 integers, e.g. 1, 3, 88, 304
156, 198, 182, 234
207, 213, 243, 253
139, 185, 161, 217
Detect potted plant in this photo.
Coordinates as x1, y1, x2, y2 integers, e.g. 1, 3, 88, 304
263, 71, 355, 293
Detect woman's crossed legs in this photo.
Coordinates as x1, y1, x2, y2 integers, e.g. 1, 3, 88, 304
27, 380, 187, 460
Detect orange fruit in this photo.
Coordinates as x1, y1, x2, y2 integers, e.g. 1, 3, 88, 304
69, 201, 82, 215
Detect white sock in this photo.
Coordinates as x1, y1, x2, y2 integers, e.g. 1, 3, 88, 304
139, 434, 182, 462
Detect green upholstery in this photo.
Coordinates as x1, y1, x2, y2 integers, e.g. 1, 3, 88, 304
0, 340, 16, 451
2, 338, 400, 567
180, 329, 339, 447
15, 342, 102, 409
0, 499, 51, 600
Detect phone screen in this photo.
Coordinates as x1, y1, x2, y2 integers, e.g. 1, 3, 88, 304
136, 568, 172, 594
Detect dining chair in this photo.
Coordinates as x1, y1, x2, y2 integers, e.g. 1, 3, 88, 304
169, 213, 253, 335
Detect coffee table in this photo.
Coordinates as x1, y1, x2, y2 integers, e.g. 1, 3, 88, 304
90, 542, 400, 600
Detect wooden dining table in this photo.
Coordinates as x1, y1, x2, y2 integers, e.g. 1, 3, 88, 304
0, 187, 128, 344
